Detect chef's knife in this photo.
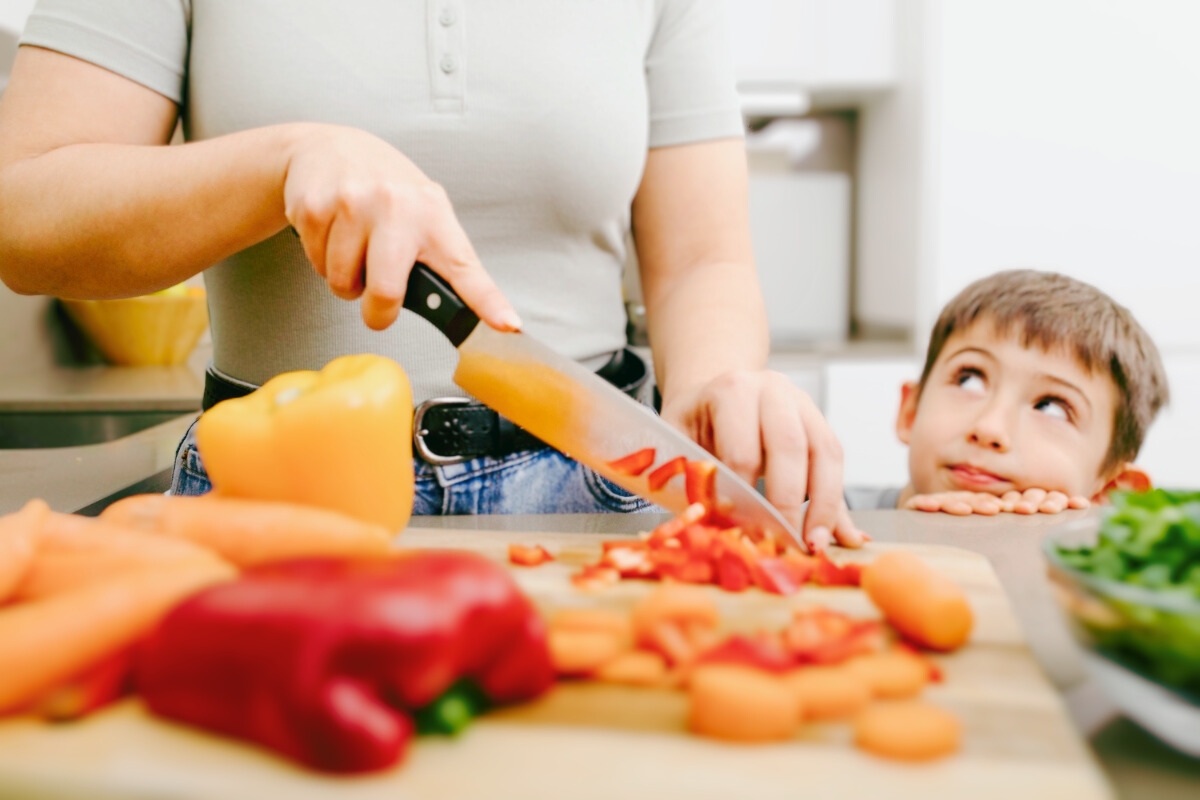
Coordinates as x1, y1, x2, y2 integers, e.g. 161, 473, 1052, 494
402, 263, 804, 549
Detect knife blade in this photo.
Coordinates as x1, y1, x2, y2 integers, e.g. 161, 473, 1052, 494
402, 263, 804, 549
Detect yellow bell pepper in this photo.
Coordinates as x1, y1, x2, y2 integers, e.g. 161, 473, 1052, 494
196, 354, 414, 532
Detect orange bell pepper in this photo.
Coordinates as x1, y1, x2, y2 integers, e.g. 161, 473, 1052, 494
196, 354, 414, 532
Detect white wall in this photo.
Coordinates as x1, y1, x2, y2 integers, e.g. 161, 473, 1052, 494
0, 1, 36, 35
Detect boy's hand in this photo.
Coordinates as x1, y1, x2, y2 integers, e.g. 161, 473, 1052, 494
904, 489, 1090, 516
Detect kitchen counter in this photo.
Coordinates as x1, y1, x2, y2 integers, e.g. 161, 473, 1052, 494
0, 365, 204, 412
3, 424, 1197, 798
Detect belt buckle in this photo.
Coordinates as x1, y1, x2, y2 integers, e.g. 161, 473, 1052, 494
413, 396, 473, 466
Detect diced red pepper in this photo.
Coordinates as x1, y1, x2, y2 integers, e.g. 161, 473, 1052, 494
645, 502, 707, 545
600, 544, 656, 578
782, 607, 885, 665
811, 553, 862, 587
606, 448, 656, 477
750, 556, 810, 596
684, 460, 718, 510
647, 456, 687, 492
696, 633, 796, 673
570, 564, 621, 591
508, 543, 554, 567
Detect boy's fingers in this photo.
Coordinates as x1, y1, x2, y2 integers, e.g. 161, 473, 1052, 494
968, 494, 1002, 515
1013, 488, 1046, 514
1000, 490, 1021, 513
1068, 495, 1091, 510
945, 501, 974, 516
1040, 491, 1069, 514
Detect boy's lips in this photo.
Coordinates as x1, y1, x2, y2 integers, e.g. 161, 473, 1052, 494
946, 464, 1009, 490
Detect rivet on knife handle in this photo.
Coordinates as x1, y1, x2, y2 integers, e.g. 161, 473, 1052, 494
403, 263, 480, 347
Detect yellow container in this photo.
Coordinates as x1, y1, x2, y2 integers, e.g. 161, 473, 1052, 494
60, 288, 209, 366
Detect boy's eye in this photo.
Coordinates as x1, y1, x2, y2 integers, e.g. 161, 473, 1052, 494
1034, 397, 1072, 422
954, 368, 985, 394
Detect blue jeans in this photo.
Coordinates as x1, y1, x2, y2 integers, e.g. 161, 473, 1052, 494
170, 418, 655, 515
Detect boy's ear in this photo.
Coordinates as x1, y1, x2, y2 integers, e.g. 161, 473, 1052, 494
895, 381, 920, 445
1091, 464, 1153, 503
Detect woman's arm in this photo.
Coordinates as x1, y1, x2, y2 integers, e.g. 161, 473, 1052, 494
0, 47, 516, 331
633, 138, 862, 550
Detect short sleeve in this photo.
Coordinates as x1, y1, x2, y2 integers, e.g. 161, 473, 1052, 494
645, 0, 744, 148
19, 0, 191, 103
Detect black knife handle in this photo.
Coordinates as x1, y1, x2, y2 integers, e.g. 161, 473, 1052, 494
403, 263, 480, 347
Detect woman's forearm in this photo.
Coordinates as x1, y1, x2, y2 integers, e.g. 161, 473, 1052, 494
0, 124, 309, 298
642, 257, 770, 402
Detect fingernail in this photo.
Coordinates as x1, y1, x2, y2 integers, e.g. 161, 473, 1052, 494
498, 309, 523, 331
808, 526, 831, 553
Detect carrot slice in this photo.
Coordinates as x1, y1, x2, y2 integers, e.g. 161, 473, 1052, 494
549, 608, 633, 644
593, 650, 668, 686
688, 664, 799, 742
0, 499, 43, 603
861, 551, 973, 651
100, 493, 392, 567
547, 629, 627, 676
784, 665, 871, 721
845, 649, 931, 699
854, 701, 961, 761
0, 559, 234, 715
631, 584, 719, 659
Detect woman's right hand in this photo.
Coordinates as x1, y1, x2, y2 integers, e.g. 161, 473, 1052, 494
282, 125, 521, 332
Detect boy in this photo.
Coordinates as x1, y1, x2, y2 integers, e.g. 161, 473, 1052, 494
847, 270, 1168, 515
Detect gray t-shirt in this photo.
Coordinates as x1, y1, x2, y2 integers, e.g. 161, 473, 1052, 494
844, 486, 903, 511
22, 0, 744, 402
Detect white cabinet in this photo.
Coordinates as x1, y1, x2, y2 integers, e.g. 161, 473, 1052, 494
725, 0, 897, 111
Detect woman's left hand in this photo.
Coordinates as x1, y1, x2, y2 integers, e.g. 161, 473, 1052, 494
660, 369, 866, 553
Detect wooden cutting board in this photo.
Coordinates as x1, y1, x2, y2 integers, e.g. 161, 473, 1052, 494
0, 530, 1113, 800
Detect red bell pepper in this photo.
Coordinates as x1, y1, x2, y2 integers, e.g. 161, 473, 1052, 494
136, 552, 554, 774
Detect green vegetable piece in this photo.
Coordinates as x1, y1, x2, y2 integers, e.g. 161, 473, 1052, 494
413, 680, 490, 736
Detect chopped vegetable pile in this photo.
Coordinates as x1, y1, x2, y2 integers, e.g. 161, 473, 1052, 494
1055, 489, 1200, 598
1051, 489, 1200, 700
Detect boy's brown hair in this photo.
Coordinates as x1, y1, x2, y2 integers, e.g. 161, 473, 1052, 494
918, 269, 1169, 474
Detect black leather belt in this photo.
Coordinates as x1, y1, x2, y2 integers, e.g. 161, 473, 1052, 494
202, 349, 649, 464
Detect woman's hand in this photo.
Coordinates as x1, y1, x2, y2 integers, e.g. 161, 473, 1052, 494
904, 489, 1090, 516
660, 369, 866, 552
282, 125, 520, 332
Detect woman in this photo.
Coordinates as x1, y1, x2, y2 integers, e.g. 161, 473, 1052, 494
0, 1, 860, 551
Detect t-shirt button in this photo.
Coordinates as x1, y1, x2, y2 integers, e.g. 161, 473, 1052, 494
439, 7, 457, 26
439, 54, 458, 74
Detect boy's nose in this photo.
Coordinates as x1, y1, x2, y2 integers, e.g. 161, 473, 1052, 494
968, 405, 1012, 452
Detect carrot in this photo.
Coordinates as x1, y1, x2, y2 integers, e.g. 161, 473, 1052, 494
784, 665, 871, 720
688, 664, 799, 742
861, 551, 973, 651
593, 650, 668, 686
845, 649, 931, 699
628, 584, 720, 667
0, 559, 234, 715
549, 607, 634, 644
0, 499, 43, 603
32, 648, 135, 721
547, 628, 627, 676
99, 493, 393, 567
854, 701, 961, 761
13, 507, 221, 602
